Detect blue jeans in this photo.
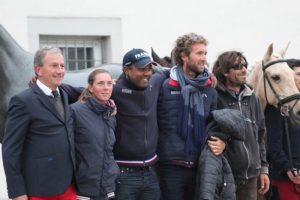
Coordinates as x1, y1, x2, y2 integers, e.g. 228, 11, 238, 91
159, 164, 197, 200
115, 166, 160, 200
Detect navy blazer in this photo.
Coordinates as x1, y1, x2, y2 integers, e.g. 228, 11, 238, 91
2, 84, 75, 198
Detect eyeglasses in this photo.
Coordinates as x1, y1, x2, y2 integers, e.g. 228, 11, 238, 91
231, 63, 248, 70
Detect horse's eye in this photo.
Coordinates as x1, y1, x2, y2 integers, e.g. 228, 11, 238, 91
271, 75, 280, 81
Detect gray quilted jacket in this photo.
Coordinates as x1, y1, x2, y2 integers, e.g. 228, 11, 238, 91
196, 109, 246, 200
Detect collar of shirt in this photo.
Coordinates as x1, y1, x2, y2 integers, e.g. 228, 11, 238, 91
36, 80, 60, 97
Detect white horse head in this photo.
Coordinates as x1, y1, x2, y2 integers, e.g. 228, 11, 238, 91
248, 43, 300, 123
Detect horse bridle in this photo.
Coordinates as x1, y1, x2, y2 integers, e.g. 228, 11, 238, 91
262, 59, 300, 108
262, 59, 300, 177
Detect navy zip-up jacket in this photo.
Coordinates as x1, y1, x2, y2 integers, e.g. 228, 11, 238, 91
157, 78, 218, 162
112, 73, 166, 166
71, 98, 119, 197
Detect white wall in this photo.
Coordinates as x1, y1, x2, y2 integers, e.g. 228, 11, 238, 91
1, 0, 300, 65
1, 0, 300, 198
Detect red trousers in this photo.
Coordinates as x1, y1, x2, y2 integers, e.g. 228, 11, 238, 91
273, 180, 300, 200
29, 185, 76, 200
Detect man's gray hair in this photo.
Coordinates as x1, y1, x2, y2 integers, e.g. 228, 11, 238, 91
34, 47, 62, 66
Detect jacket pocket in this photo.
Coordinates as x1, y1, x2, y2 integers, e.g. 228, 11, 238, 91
36, 153, 72, 186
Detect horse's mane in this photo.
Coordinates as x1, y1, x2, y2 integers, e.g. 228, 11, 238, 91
247, 59, 269, 109
247, 62, 261, 88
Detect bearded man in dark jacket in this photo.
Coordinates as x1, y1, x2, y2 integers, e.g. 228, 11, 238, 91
157, 33, 225, 200
212, 51, 270, 200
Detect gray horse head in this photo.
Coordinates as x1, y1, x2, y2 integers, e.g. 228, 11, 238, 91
0, 25, 34, 142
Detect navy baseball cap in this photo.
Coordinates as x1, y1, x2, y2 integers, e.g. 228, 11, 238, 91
122, 48, 157, 68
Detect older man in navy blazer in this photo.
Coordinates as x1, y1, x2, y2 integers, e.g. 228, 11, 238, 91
2, 47, 76, 200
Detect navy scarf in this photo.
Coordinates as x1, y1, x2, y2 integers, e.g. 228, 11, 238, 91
86, 97, 115, 129
174, 66, 209, 156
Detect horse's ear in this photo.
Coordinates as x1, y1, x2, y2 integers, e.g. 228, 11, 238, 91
278, 42, 290, 58
151, 47, 170, 67
151, 47, 167, 66
151, 47, 159, 62
171, 48, 176, 66
263, 43, 273, 63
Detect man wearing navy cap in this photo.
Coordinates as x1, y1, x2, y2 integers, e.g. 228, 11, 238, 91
112, 48, 167, 200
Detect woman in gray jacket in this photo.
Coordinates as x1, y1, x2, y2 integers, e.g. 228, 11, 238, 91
71, 69, 119, 200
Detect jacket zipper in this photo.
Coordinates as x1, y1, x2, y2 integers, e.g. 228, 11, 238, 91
144, 90, 147, 166
238, 93, 250, 179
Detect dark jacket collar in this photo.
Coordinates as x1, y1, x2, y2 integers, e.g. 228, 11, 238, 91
86, 97, 114, 116
31, 83, 69, 122
216, 82, 253, 98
